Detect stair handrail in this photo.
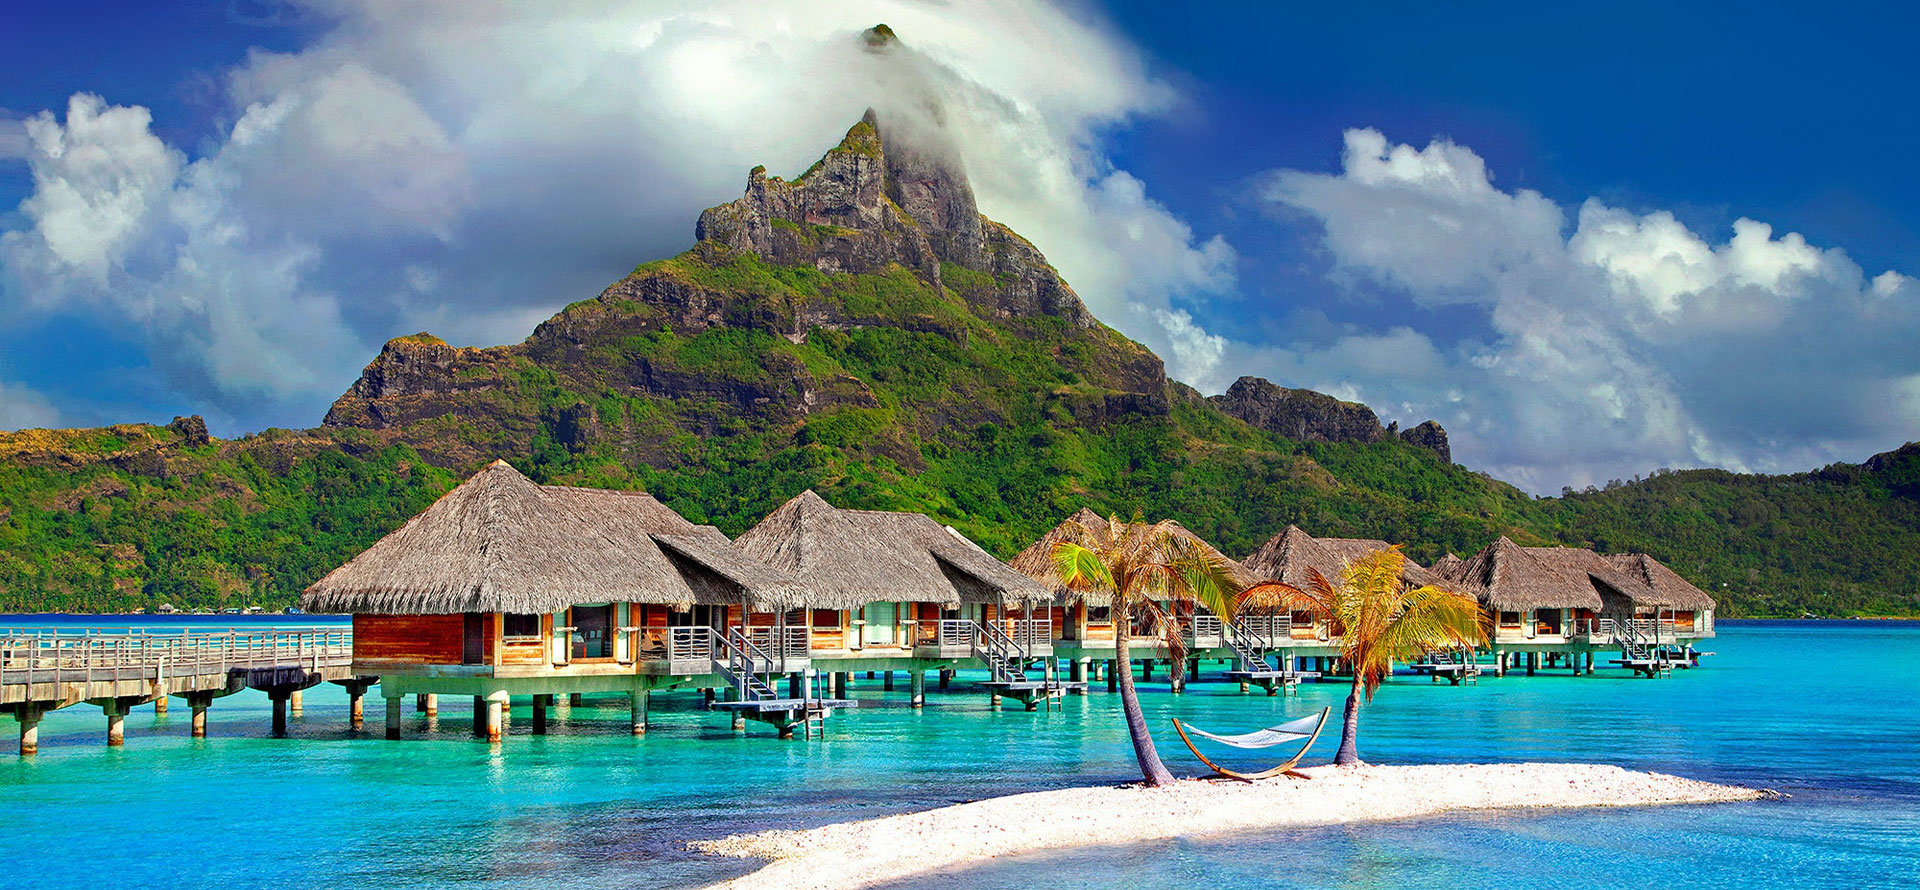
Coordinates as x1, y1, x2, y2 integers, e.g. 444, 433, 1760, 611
974, 619, 1028, 683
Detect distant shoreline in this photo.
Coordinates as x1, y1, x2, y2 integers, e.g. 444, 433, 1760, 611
689, 763, 1776, 890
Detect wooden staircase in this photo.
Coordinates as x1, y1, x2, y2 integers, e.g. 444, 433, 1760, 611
974, 620, 1081, 710
1221, 615, 1319, 695
709, 628, 852, 737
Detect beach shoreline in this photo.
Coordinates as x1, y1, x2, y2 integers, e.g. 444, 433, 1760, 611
690, 763, 1776, 890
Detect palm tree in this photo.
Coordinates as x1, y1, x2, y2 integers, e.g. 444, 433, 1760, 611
1300, 546, 1486, 766
1052, 516, 1293, 786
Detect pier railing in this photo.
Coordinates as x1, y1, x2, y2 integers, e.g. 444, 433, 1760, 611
0, 629, 351, 687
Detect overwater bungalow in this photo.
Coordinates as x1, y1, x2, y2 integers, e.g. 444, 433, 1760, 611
1605, 552, 1718, 641
300, 460, 817, 739
1444, 537, 1601, 672
1442, 537, 1717, 675
732, 490, 1064, 706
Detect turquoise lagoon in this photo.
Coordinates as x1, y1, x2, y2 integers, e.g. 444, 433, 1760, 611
1, 619, 1915, 889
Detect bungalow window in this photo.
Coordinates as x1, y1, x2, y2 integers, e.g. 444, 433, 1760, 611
1498, 611, 1522, 628
1087, 606, 1112, 623
502, 613, 542, 640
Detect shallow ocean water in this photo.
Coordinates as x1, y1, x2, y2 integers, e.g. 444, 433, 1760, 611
1, 618, 1915, 889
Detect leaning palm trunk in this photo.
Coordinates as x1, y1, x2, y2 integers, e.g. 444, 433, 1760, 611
1113, 597, 1176, 786
1335, 673, 1364, 765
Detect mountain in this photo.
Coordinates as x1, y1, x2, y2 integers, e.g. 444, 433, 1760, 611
2, 87, 1916, 617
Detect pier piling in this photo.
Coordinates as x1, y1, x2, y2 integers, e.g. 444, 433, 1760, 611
631, 691, 648, 735
910, 670, 925, 708
288, 690, 303, 716
484, 697, 503, 743
883, 671, 895, 691
385, 694, 403, 740
187, 693, 212, 738
14, 704, 43, 756
532, 694, 551, 735
1107, 660, 1118, 692
269, 691, 290, 737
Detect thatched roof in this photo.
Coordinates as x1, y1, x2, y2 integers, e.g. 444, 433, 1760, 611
1010, 508, 1264, 606
1524, 546, 1671, 614
1241, 526, 1450, 594
734, 490, 1047, 609
1604, 553, 1717, 610
302, 461, 805, 615
1240, 526, 1344, 591
1454, 537, 1603, 611
1431, 552, 1466, 579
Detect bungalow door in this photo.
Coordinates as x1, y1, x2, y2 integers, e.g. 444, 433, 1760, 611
571, 604, 614, 660
862, 602, 897, 648
462, 612, 486, 665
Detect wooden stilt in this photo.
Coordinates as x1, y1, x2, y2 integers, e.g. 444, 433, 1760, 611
532, 694, 550, 735
385, 695, 402, 740
910, 670, 926, 708
631, 690, 648, 735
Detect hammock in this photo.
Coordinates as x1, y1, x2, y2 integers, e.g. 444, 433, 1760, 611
1171, 706, 1329, 781
1180, 712, 1326, 748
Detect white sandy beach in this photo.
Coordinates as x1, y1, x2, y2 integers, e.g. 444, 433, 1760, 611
691, 763, 1774, 890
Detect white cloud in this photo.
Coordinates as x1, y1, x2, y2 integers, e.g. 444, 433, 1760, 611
0, 382, 59, 431
1252, 128, 1920, 492
0, 1, 1226, 430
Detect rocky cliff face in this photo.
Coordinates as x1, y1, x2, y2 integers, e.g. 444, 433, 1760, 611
320, 106, 1167, 468
1211, 376, 1451, 461
1399, 420, 1451, 463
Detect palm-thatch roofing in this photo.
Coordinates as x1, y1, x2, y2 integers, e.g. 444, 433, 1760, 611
1009, 508, 1266, 607
734, 490, 1047, 610
1430, 552, 1465, 579
1241, 526, 1450, 595
1524, 546, 1673, 614
1604, 553, 1718, 611
1453, 537, 1604, 612
301, 460, 805, 615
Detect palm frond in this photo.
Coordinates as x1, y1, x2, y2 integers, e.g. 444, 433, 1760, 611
1052, 541, 1114, 595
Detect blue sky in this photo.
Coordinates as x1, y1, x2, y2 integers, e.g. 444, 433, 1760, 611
1, 1, 1915, 492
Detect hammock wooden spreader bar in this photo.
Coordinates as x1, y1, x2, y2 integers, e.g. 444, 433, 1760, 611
1171, 706, 1330, 781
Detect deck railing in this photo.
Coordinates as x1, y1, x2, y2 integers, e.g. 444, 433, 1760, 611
935, 619, 977, 649
747, 626, 809, 662
668, 627, 714, 664
0, 629, 351, 687
1233, 614, 1294, 648
1009, 617, 1051, 651
1188, 614, 1223, 645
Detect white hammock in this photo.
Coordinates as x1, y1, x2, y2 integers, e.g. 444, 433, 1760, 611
1181, 712, 1326, 749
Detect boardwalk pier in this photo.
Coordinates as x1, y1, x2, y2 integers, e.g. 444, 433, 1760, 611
0, 628, 356, 753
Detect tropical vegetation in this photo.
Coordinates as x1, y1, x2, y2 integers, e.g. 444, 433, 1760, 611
1295, 547, 1488, 766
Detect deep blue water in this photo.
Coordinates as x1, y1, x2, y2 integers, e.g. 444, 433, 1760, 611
1, 618, 1915, 889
